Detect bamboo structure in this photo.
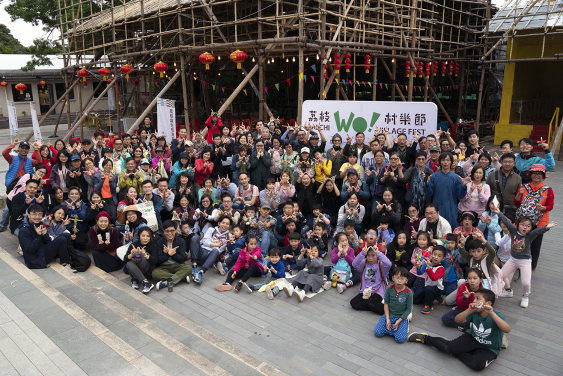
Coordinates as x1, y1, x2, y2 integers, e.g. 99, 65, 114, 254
55, 0, 497, 130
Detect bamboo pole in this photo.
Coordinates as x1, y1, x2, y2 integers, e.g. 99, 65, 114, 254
52, 101, 66, 138
63, 78, 117, 142
217, 65, 259, 117
319, 0, 327, 100
24, 78, 80, 141
181, 56, 191, 137
126, 70, 182, 134
379, 58, 406, 102
78, 80, 84, 140
297, 0, 304, 123
475, 0, 491, 133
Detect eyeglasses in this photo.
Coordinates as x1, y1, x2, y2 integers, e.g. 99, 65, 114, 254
367, 231, 377, 235
392, 276, 407, 281
390, 157, 400, 161
333, 139, 342, 142
164, 229, 176, 233
417, 157, 426, 161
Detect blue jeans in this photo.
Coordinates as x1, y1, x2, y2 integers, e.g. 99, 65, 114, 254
282, 258, 304, 271
442, 307, 469, 329
193, 247, 221, 272
0, 206, 9, 228
225, 250, 240, 270
259, 232, 277, 257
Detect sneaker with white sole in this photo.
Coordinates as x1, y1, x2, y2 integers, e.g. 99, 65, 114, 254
501, 335, 509, 349
407, 312, 413, 322
214, 261, 227, 275
265, 286, 274, 300
520, 296, 529, 308
155, 281, 167, 291
242, 282, 254, 293
193, 271, 202, 285
500, 289, 513, 298
131, 278, 139, 289
64, 263, 77, 273
407, 332, 427, 343
17, 245, 23, 256
142, 281, 154, 293
282, 285, 294, 297
337, 284, 347, 294
295, 289, 306, 302
322, 280, 332, 290
185, 275, 191, 284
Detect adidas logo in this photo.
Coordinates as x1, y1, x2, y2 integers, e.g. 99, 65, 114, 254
472, 323, 491, 338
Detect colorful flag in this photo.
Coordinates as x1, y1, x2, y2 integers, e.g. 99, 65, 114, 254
275, 83, 279, 91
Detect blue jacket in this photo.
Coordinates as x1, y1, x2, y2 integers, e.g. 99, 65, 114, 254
65, 200, 88, 231
477, 212, 502, 247
340, 179, 371, 204
93, 172, 119, 204
268, 261, 286, 279
139, 193, 163, 228
155, 236, 187, 265
17, 220, 51, 269
227, 236, 246, 254
515, 151, 555, 182
6, 154, 34, 186
171, 139, 186, 163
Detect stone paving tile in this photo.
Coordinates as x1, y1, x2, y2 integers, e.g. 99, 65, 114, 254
50, 325, 111, 363
27, 304, 82, 337
137, 340, 192, 375
76, 348, 141, 376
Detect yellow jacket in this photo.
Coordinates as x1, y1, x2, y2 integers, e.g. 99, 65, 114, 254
314, 160, 332, 183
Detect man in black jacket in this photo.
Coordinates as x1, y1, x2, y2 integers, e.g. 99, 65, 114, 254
17, 204, 72, 270
344, 132, 368, 161
10, 179, 44, 235
152, 220, 192, 290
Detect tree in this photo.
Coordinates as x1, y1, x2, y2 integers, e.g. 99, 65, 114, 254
0, 23, 29, 54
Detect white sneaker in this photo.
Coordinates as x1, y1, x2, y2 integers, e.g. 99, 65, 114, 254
64, 263, 77, 273
336, 284, 347, 294
295, 289, 306, 302
520, 297, 529, 308
407, 312, 413, 322
501, 335, 509, 349
282, 285, 294, 297
500, 289, 513, 298
17, 246, 23, 256
322, 280, 332, 290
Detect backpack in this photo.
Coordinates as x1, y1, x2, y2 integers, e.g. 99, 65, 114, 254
68, 247, 91, 272
330, 257, 352, 283
515, 184, 548, 225
6, 175, 23, 195
471, 256, 503, 297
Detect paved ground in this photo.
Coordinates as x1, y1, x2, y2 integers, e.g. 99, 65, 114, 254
0, 127, 562, 375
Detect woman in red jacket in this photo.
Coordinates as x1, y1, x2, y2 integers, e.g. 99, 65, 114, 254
194, 148, 214, 192
89, 211, 122, 272
513, 164, 554, 270
204, 112, 222, 144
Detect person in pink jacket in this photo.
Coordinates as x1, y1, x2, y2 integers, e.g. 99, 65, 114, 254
204, 112, 223, 144
216, 234, 266, 292
322, 232, 362, 294
457, 165, 491, 217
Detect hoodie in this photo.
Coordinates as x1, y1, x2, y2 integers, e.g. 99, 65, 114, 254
352, 251, 392, 297
233, 246, 265, 272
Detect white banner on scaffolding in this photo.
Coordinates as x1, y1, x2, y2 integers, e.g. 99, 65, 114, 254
7, 100, 18, 137
29, 102, 42, 142
108, 87, 115, 110
157, 98, 176, 143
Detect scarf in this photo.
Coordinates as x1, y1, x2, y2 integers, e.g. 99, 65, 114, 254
411, 168, 426, 211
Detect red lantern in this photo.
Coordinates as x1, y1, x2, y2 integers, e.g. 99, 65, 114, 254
418, 62, 424, 78
333, 53, 341, 74
120, 64, 134, 81
344, 53, 352, 72
448, 61, 454, 76
432, 61, 438, 76
0, 81, 8, 90
425, 62, 432, 78
405, 61, 411, 77
98, 67, 111, 81
364, 55, 371, 74
199, 52, 215, 70
454, 63, 460, 77
154, 61, 168, 78
229, 50, 248, 69
38, 81, 47, 89
15, 83, 27, 95
441, 62, 447, 76
77, 69, 89, 87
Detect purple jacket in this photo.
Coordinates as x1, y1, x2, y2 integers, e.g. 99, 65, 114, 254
352, 251, 392, 298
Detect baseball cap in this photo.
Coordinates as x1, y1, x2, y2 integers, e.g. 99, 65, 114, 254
185, 140, 193, 147
19, 141, 30, 148
70, 154, 81, 161
300, 147, 311, 154
429, 145, 441, 152
103, 147, 113, 153
346, 167, 359, 176
310, 131, 319, 139
140, 158, 150, 165
261, 202, 271, 210
82, 139, 92, 145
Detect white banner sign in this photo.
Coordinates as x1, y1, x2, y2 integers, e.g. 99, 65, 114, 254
157, 98, 176, 143
136, 201, 159, 232
301, 100, 438, 143
108, 87, 115, 111
7, 100, 18, 137
29, 102, 42, 142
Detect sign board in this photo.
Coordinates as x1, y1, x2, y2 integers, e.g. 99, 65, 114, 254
29, 102, 42, 142
108, 87, 115, 110
136, 201, 159, 232
7, 100, 18, 137
301, 100, 438, 142
157, 98, 176, 143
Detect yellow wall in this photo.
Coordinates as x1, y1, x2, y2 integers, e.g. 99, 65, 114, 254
495, 33, 563, 146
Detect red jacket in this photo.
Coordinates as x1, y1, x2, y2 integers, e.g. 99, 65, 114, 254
233, 246, 264, 273
355, 241, 382, 255
32, 150, 56, 188
204, 115, 222, 144
194, 159, 214, 185
455, 282, 482, 310
514, 181, 554, 227
89, 227, 120, 256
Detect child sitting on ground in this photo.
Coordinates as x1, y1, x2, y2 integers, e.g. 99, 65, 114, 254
225, 224, 246, 270
343, 219, 360, 251
282, 243, 324, 302
216, 234, 265, 292
356, 227, 383, 255
323, 232, 361, 294
281, 219, 298, 246
242, 248, 286, 299
409, 289, 510, 371
305, 222, 329, 258
492, 206, 557, 308
386, 231, 412, 276
350, 243, 392, 315
377, 217, 395, 244
282, 232, 305, 274
408, 231, 433, 291
442, 233, 466, 296
413, 246, 446, 314
374, 267, 413, 344
442, 268, 483, 330
311, 204, 331, 235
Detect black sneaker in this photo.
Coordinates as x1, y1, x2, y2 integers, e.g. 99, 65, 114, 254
234, 281, 243, 292
142, 281, 154, 293
131, 278, 139, 289
242, 282, 254, 293
407, 333, 427, 343
155, 281, 167, 291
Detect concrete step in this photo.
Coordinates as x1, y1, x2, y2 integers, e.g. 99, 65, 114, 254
0, 114, 79, 129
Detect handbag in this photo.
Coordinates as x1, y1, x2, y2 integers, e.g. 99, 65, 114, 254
117, 242, 131, 261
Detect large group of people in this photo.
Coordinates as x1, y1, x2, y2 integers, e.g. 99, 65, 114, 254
2, 113, 558, 371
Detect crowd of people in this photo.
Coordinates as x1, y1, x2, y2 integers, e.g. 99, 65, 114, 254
2, 112, 558, 371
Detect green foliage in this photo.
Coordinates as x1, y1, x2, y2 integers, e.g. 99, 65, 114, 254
0, 23, 28, 53
3, 0, 59, 28
21, 38, 62, 71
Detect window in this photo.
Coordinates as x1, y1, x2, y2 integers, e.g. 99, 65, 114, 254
93, 81, 109, 98
55, 83, 75, 100
12, 84, 33, 102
